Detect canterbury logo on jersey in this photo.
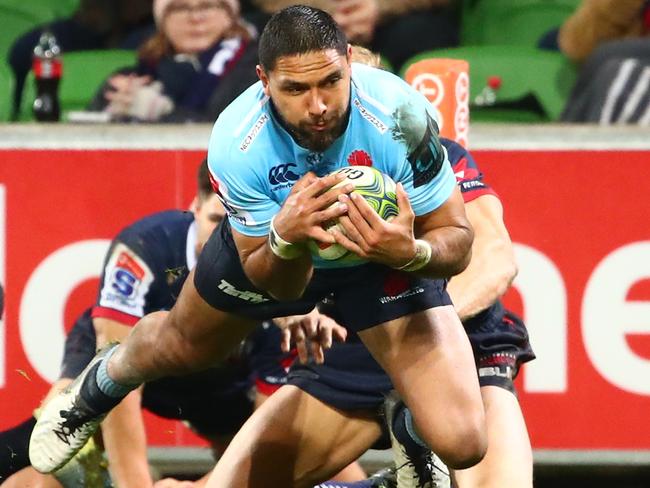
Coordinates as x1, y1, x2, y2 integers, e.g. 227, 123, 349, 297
268, 163, 300, 185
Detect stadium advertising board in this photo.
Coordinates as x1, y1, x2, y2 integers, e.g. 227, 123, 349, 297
0, 147, 649, 451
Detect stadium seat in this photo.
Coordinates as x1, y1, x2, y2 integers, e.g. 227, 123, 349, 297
0, 6, 45, 58
0, 60, 15, 121
0, 0, 80, 56
50, 0, 80, 18
19, 50, 136, 121
461, 0, 580, 47
0, 0, 74, 21
400, 45, 577, 122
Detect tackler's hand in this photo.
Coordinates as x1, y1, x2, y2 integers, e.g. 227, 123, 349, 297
274, 308, 347, 364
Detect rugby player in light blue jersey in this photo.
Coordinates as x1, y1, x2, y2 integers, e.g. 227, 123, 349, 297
30, 6, 486, 487
206, 57, 456, 266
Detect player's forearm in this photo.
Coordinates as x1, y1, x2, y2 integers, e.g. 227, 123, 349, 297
446, 235, 517, 320
242, 241, 313, 301
414, 223, 474, 279
102, 388, 153, 488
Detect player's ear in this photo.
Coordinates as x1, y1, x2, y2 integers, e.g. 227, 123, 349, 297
346, 44, 353, 66
257, 65, 271, 95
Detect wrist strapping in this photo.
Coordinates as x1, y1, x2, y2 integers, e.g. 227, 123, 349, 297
269, 216, 304, 260
396, 239, 432, 272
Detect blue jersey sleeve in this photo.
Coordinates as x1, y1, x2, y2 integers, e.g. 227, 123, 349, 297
207, 114, 280, 237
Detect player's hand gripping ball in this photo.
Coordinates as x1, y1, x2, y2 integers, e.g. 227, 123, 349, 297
309, 166, 399, 263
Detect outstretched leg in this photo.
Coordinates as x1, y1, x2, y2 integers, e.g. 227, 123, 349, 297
29, 271, 260, 473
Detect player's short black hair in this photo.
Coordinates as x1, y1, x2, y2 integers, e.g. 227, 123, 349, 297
197, 158, 213, 202
258, 5, 348, 71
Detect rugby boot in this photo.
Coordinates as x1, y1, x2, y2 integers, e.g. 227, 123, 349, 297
53, 436, 112, 488
368, 467, 398, 487
383, 391, 451, 488
29, 345, 123, 473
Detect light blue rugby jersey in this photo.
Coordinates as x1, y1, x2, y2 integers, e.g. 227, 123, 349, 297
207, 63, 456, 268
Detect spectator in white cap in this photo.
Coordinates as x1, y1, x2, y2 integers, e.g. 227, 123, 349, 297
155, 0, 240, 21
88, 0, 259, 122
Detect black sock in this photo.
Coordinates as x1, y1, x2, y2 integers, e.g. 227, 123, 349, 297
0, 416, 36, 480
79, 362, 126, 415
392, 403, 428, 455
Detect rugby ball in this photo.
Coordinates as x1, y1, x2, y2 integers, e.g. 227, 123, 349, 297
309, 166, 398, 262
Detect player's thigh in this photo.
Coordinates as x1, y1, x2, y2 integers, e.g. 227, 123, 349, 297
207, 385, 380, 488
452, 386, 532, 488
168, 225, 314, 367
157, 270, 261, 367
249, 391, 368, 484
358, 306, 485, 464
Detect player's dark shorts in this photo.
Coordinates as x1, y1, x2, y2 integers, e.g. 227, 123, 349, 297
140, 365, 253, 438
286, 300, 535, 412
194, 220, 452, 332
464, 301, 535, 394
61, 310, 254, 437
60, 309, 97, 380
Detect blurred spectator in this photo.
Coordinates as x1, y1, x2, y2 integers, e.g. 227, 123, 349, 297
559, 0, 650, 123
8, 0, 155, 120
87, 0, 258, 123
559, 0, 649, 64
242, 0, 459, 72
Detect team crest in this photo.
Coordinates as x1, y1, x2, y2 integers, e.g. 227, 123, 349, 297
383, 272, 410, 297
347, 150, 373, 167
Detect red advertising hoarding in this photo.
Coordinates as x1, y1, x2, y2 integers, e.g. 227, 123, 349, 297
0, 149, 207, 446
1, 146, 649, 450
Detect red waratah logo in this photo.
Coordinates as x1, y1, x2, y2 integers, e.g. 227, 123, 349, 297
347, 150, 372, 167
383, 272, 410, 296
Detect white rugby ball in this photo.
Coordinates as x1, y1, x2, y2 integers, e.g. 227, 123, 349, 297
308, 166, 398, 262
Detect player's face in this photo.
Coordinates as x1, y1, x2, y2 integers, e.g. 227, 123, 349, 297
193, 193, 226, 252
258, 47, 352, 152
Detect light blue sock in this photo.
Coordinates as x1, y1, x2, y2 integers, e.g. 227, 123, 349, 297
95, 345, 137, 398
404, 408, 428, 448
